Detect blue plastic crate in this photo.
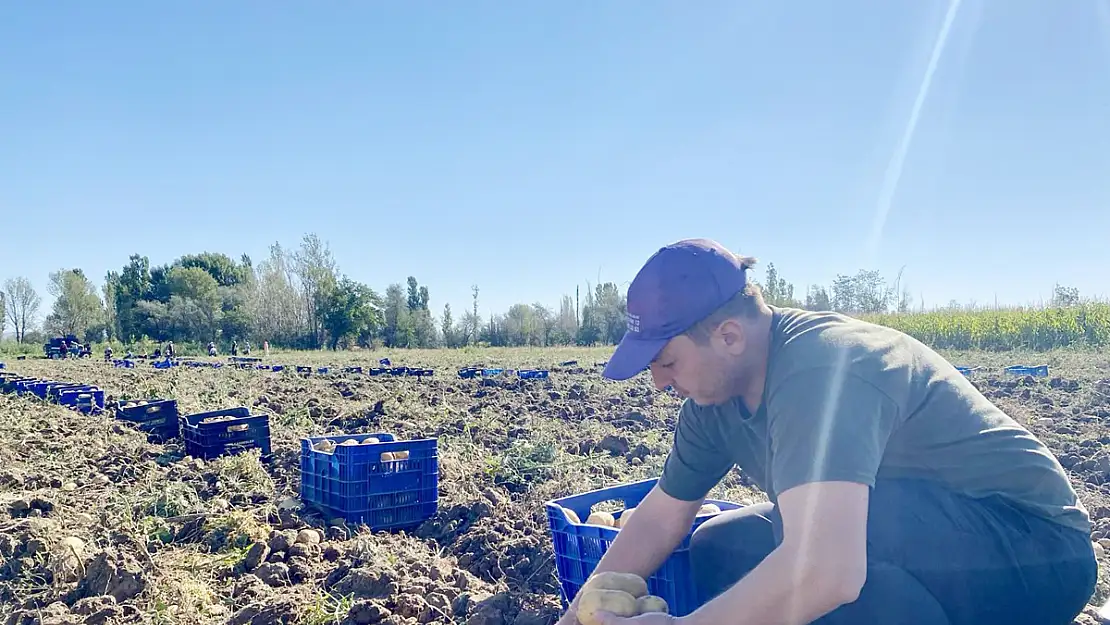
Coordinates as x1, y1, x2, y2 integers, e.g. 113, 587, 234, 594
457, 367, 480, 379
545, 478, 741, 617
272, 365, 284, 372
389, 367, 409, 376
58, 388, 105, 414
117, 399, 180, 439
296, 366, 313, 374
2, 376, 35, 393
1005, 365, 1049, 377
379, 358, 391, 366
45, 383, 91, 401
518, 369, 549, 380
482, 368, 504, 377
317, 367, 330, 374
369, 367, 388, 376
30, 380, 67, 399
13, 378, 45, 395
343, 366, 363, 374
182, 407, 271, 459
299, 432, 438, 529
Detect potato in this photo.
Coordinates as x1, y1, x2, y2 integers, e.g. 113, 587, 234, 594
339, 439, 359, 446
636, 595, 669, 615
616, 507, 635, 528
582, 571, 648, 599
585, 511, 615, 527
360, 437, 380, 445
394, 450, 410, 460
562, 507, 581, 524
380, 452, 395, 462
698, 503, 721, 515
577, 589, 637, 625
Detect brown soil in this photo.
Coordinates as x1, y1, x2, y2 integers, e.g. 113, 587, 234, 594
0, 349, 1107, 624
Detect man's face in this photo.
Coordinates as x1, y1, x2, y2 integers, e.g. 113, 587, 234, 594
648, 332, 738, 406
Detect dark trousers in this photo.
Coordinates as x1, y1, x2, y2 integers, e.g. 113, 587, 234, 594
689, 479, 1097, 625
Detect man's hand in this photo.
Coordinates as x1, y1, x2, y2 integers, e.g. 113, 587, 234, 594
593, 611, 679, 625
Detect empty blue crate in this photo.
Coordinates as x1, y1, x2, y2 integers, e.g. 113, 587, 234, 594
1005, 364, 1049, 377
299, 432, 439, 530
44, 383, 89, 401
545, 478, 741, 617
116, 399, 180, 440
182, 407, 271, 460
518, 369, 549, 380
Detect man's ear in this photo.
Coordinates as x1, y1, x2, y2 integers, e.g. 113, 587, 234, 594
714, 318, 747, 355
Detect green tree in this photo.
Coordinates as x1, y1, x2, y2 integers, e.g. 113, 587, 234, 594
45, 269, 105, 341
166, 266, 223, 340
114, 254, 153, 341
382, 283, 413, 347
441, 303, 455, 348
293, 233, 339, 348
760, 263, 800, 307
177, 252, 250, 287
321, 277, 383, 349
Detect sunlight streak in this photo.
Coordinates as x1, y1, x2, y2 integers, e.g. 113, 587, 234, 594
865, 0, 964, 264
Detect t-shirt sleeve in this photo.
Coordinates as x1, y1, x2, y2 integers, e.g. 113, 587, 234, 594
767, 369, 901, 498
658, 400, 735, 501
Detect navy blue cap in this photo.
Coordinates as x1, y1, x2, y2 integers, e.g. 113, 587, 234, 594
602, 238, 749, 380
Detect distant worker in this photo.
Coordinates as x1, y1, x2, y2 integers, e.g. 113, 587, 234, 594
263, 340, 270, 356
231, 340, 239, 356
165, 341, 175, 359
208, 341, 218, 357
244, 340, 251, 355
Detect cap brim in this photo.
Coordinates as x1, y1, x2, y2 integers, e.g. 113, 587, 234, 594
602, 335, 669, 381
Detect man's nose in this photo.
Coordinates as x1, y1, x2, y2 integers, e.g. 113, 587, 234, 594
650, 366, 670, 391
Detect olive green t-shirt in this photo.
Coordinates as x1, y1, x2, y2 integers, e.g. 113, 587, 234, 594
658, 306, 1090, 534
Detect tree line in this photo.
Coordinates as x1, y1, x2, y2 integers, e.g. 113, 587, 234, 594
0, 233, 1084, 351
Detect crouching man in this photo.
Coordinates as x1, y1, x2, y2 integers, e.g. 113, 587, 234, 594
557, 238, 1095, 625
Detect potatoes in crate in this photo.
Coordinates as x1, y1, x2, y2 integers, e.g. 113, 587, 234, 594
616, 507, 635, 528
313, 439, 337, 453
699, 503, 721, 515
576, 572, 668, 625
586, 511, 615, 527
201, 415, 239, 425
560, 506, 581, 524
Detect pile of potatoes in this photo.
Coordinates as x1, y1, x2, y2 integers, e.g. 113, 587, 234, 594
312, 437, 410, 462
200, 415, 239, 424
560, 502, 721, 529
576, 572, 668, 625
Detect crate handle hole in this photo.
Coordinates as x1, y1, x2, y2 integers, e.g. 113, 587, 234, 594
228, 424, 249, 432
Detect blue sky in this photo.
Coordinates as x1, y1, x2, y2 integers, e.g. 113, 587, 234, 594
2, 1, 1108, 324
